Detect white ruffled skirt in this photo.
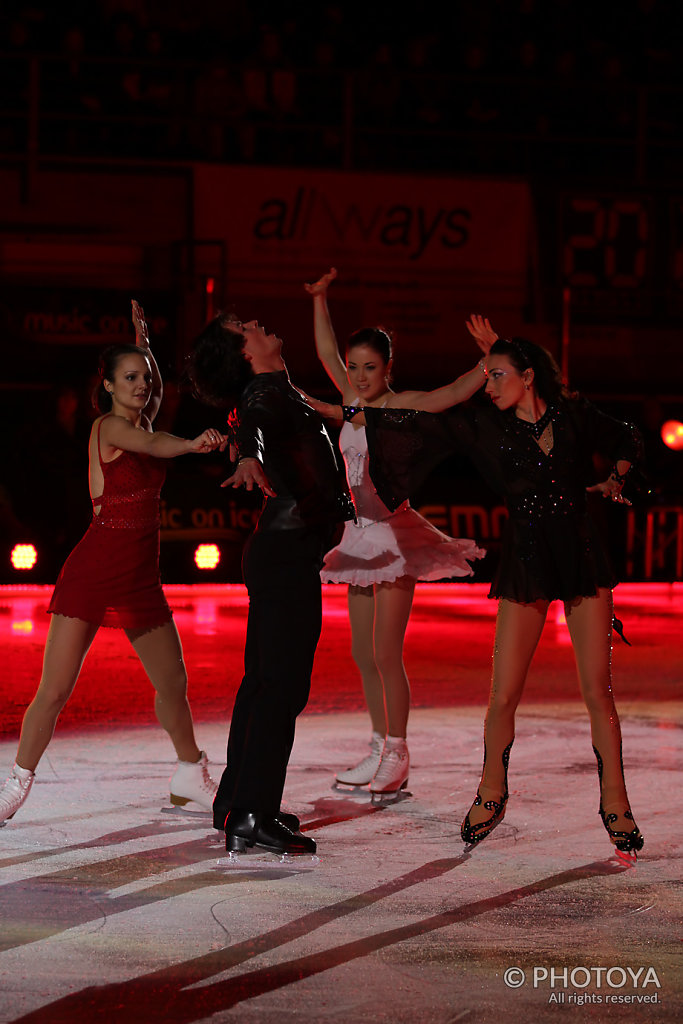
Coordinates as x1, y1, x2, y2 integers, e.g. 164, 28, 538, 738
321, 507, 485, 586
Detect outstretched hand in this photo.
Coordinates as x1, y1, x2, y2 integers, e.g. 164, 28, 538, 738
586, 479, 632, 506
304, 267, 337, 297
466, 314, 498, 355
295, 388, 343, 423
221, 457, 277, 496
131, 299, 150, 348
190, 429, 228, 454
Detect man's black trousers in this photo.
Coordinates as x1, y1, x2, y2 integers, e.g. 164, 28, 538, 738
213, 524, 335, 829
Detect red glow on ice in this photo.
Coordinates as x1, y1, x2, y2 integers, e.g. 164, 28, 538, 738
0, 583, 680, 736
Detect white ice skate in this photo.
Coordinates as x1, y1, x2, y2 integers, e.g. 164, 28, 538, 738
168, 750, 217, 811
0, 764, 35, 825
370, 740, 409, 805
334, 732, 383, 789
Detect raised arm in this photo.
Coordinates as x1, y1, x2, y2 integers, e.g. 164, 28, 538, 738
387, 315, 499, 413
100, 413, 226, 459
465, 314, 498, 350
393, 364, 486, 412
304, 268, 348, 394
131, 300, 163, 422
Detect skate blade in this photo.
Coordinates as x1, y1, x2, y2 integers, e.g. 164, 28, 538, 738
614, 848, 638, 867
461, 836, 490, 852
370, 786, 411, 807
461, 819, 508, 849
217, 850, 320, 871
160, 804, 212, 818
332, 782, 371, 796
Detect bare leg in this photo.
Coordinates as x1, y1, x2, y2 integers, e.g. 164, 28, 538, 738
463, 598, 548, 838
372, 577, 416, 739
126, 621, 200, 763
482, 598, 548, 791
564, 588, 642, 848
17, 615, 100, 772
348, 584, 386, 736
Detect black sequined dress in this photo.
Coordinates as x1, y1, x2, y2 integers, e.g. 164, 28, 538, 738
364, 396, 642, 603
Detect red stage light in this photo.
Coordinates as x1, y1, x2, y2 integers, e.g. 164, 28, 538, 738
205, 276, 216, 320
194, 543, 221, 570
11, 544, 38, 570
661, 420, 683, 451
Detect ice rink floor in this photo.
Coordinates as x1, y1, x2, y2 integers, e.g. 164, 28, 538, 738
0, 583, 681, 1023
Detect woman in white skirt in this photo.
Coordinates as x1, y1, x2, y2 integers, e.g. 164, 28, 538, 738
304, 269, 490, 800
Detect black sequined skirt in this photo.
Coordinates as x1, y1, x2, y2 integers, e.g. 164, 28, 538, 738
489, 510, 617, 603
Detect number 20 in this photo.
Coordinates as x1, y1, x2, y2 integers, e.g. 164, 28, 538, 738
563, 198, 648, 288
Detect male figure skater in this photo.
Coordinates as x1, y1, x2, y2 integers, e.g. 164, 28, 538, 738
189, 316, 354, 855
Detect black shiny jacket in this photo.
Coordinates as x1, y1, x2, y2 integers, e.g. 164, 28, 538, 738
229, 371, 355, 530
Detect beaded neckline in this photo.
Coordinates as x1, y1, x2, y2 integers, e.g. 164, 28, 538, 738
515, 404, 554, 439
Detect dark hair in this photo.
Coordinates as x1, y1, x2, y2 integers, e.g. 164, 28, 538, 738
346, 326, 393, 365
489, 336, 566, 404
186, 313, 253, 408
92, 344, 150, 413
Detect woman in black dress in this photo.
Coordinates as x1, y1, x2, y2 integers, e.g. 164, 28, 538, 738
332, 334, 644, 857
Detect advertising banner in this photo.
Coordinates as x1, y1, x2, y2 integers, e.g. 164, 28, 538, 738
193, 166, 533, 385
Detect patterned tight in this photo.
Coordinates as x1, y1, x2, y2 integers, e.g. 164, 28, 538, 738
466, 589, 636, 836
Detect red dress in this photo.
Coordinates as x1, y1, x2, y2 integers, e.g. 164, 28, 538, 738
48, 416, 172, 631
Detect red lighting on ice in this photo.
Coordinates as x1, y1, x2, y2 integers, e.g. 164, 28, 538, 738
194, 543, 221, 570
11, 544, 38, 570
661, 420, 683, 451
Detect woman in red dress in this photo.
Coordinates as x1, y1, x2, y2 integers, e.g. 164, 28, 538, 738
0, 302, 225, 825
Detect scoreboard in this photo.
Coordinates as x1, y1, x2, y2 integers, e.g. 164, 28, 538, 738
554, 191, 683, 321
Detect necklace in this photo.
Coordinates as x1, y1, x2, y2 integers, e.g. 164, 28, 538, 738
516, 404, 554, 439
